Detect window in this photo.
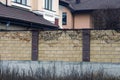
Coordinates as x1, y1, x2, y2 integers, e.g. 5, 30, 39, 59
14, 0, 27, 5
45, 0, 52, 10
62, 12, 67, 25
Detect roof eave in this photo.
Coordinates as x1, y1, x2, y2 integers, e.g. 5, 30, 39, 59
59, 1, 75, 13
0, 17, 59, 30
73, 9, 94, 13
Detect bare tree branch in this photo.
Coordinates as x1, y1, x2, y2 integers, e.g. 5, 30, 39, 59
92, 8, 120, 29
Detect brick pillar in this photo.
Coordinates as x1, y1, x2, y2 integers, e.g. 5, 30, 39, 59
82, 30, 90, 62
32, 30, 39, 61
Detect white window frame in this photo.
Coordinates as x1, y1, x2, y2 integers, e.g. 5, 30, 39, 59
45, 0, 53, 11
12, 0, 31, 10
13, 0, 29, 6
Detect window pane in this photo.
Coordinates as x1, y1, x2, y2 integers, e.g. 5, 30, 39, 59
62, 12, 67, 25
45, 0, 52, 10
47, 0, 49, 9
49, 0, 52, 10
22, 0, 27, 5
45, 0, 49, 9
12, 0, 15, 2
14, 0, 28, 5
45, 0, 47, 9
16, 0, 20, 3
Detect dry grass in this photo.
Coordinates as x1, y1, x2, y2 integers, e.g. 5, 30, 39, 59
0, 65, 119, 80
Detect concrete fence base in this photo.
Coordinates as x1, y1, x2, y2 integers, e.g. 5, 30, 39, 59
1, 61, 120, 76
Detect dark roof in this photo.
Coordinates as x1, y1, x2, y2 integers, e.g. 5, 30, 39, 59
60, 0, 120, 12
0, 2, 58, 29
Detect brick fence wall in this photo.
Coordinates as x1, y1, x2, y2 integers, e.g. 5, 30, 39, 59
39, 31, 82, 61
0, 30, 120, 63
90, 30, 120, 63
0, 31, 31, 60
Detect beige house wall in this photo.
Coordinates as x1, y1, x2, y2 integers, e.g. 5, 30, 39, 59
32, 0, 59, 24
59, 6, 73, 29
0, 0, 6, 4
54, 0, 59, 15
59, 6, 63, 28
38, 0, 44, 11
0, 0, 11, 5
31, 0, 38, 10
0, 0, 59, 14
74, 14, 92, 29
32, 0, 59, 15
59, 5, 92, 29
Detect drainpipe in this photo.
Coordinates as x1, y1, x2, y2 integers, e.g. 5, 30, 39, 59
6, 21, 10, 30
6, 0, 8, 6
72, 14, 75, 29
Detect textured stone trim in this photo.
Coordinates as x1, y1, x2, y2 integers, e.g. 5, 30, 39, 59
32, 31, 39, 61
82, 30, 90, 62
91, 30, 120, 43
39, 30, 82, 41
